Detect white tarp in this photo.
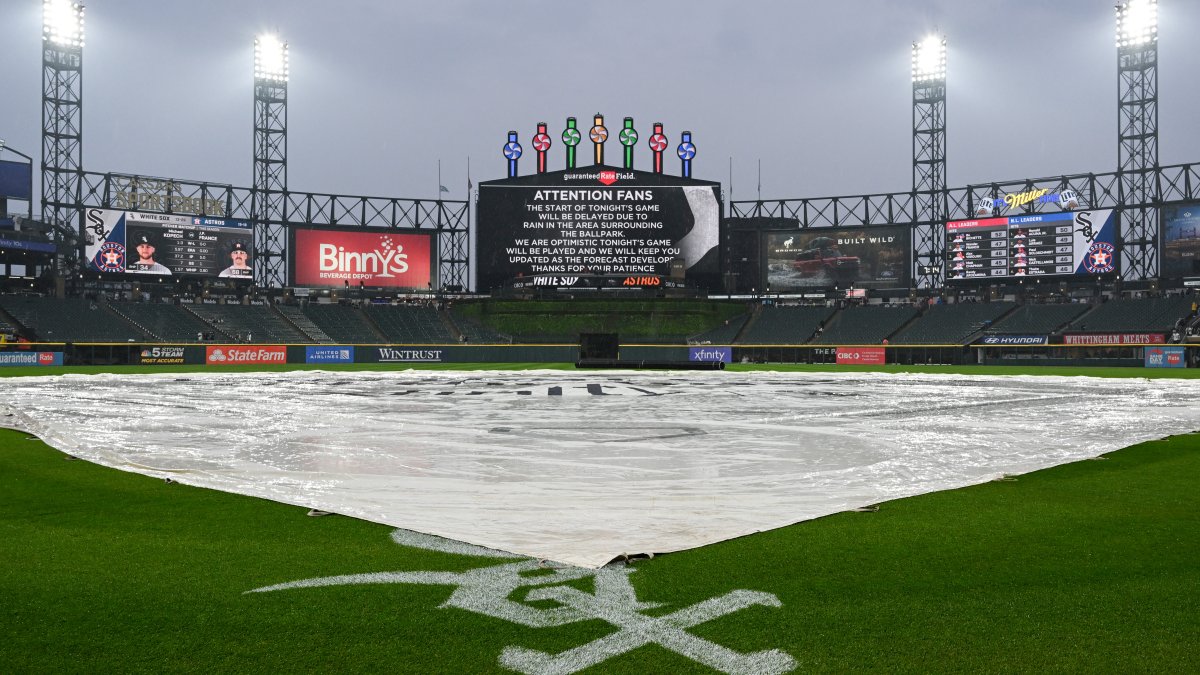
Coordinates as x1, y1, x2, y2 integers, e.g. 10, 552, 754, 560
3, 370, 1199, 568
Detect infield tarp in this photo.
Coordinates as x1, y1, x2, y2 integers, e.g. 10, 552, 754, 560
4, 370, 1200, 568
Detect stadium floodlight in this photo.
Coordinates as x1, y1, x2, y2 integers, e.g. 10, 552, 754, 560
911, 34, 946, 82
254, 34, 288, 81
1116, 0, 1157, 48
43, 0, 85, 48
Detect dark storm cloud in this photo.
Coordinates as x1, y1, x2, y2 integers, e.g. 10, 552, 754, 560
1, 0, 1197, 207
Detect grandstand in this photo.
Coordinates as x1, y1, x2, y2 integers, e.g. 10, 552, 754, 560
186, 303, 313, 344
891, 301, 1016, 345
364, 304, 455, 343
811, 304, 919, 345
737, 305, 832, 344
301, 303, 384, 344
0, 296, 145, 342
108, 301, 223, 342
1065, 296, 1194, 333
985, 302, 1091, 336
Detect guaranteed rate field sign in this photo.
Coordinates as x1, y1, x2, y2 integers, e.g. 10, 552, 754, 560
476, 167, 723, 291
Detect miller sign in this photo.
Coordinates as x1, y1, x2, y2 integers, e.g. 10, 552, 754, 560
293, 229, 432, 288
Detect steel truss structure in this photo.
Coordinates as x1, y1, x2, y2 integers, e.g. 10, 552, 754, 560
75, 172, 470, 289
253, 68, 288, 288
1116, 23, 1159, 281
41, 35, 83, 272
730, 161, 1200, 287
912, 59, 947, 289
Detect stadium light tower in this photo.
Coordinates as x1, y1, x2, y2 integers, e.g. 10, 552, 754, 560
1116, 0, 1158, 281
41, 0, 86, 273
912, 34, 946, 290
253, 33, 288, 287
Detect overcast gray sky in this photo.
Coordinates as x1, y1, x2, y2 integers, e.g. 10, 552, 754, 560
2, 0, 1198, 209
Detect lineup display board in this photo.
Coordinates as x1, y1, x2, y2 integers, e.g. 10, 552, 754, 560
946, 209, 1118, 281
477, 167, 722, 290
290, 226, 435, 288
84, 208, 253, 278
1161, 202, 1200, 279
763, 225, 910, 290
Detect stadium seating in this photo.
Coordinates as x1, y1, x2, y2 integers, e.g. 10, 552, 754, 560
688, 312, 751, 344
1066, 296, 1194, 333
365, 304, 455, 343
811, 304, 919, 345
738, 305, 834, 344
986, 303, 1089, 335
186, 303, 313, 343
301, 303, 386, 344
446, 307, 510, 343
275, 305, 335, 343
0, 295, 146, 342
108, 301, 223, 342
891, 301, 1016, 344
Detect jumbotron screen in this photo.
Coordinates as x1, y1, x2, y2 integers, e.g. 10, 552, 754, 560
85, 208, 254, 278
1161, 202, 1200, 278
945, 209, 1118, 282
476, 168, 723, 290
763, 226, 910, 290
289, 226, 435, 289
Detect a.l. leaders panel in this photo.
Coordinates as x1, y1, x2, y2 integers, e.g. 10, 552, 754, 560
289, 226, 435, 289
84, 208, 254, 279
476, 167, 722, 290
946, 209, 1118, 282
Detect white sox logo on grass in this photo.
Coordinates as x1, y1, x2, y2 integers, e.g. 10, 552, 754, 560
247, 530, 796, 674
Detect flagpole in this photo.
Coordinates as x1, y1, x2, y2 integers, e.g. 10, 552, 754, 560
438, 159, 442, 198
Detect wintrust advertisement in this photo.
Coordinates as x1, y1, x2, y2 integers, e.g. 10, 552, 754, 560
205, 346, 287, 365
291, 228, 434, 288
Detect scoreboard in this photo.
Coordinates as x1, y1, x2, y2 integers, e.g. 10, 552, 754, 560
84, 208, 254, 279
946, 209, 1118, 282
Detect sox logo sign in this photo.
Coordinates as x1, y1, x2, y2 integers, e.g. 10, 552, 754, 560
248, 530, 796, 674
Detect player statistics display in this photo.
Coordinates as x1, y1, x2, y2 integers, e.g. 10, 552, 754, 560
763, 226, 910, 290
476, 168, 723, 290
945, 209, 1118, 282
290, 226, 434, 288
84, 208, 253, 278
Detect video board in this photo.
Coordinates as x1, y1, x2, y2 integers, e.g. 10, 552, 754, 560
477, 168, 722, 291
0, 159, 33, 201
1161, 202, 1200, 279
84, 208, 254, 278
763, 225, 910, 290
945, 209, 1118, 282
289, 226, 435, 289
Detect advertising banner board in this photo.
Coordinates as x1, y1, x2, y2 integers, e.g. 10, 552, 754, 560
305, 346, 355, 364
836, 347, 886, 365
1145, 346, 1186, 368
689, 346, 732, 363
205, 345, 287, 365
291, 228, 434, 289
0, 351, 62, 366
1063, 333, 1166, 345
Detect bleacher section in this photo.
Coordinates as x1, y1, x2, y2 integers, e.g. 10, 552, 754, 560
275, 305, 334, 343
301, 303, 385, 344
365, 305, 454, 343
446, 308, 509, 343
811, 305, 919, 345
689, 312, 751, 345
1065, 296, 1194, 333
739, 306, 834, 345
987, 303, 1090, 335
0, 296, 146, 342
186, 303, 313, 344
108, 302, 222, 342
892, 302, 1015, 345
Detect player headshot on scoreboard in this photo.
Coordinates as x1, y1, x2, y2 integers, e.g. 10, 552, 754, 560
218, 241, 253, 278
127, 231, 172, 275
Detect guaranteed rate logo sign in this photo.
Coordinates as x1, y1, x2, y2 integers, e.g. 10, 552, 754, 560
294, 229, 432, 288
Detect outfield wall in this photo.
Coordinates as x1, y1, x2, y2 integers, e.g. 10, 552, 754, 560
0, 342, 1192, 368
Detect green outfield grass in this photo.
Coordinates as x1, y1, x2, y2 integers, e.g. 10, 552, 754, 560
2, 365, 1198, 672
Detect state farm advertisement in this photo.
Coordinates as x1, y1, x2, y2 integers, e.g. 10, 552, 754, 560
205, 346, 287, 365
836, 347, 886, 365
291, 228, 433, 288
